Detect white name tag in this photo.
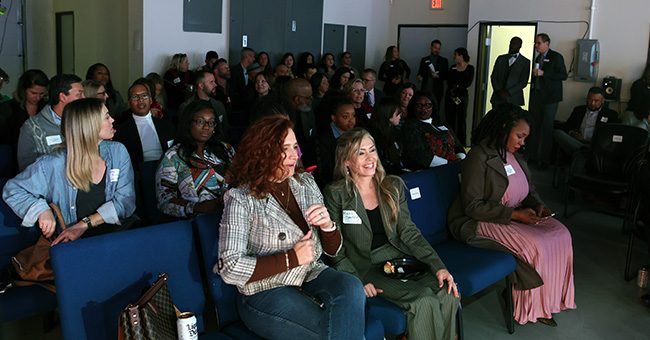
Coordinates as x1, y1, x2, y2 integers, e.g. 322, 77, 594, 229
45, 135, 63, 146
343, 210, 362, 224
600, 116, 608, 123
612, 135, 623, 143
437, 126, 448, 131
173, 77, 181, 84
167, 139, 174, 148
366, 113, 372, 119
504, 164, 516, 176
109, 169, 120, 182
409, 187, 421, 200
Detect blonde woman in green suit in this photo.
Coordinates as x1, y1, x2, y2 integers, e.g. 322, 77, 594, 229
323, 128, 460, 340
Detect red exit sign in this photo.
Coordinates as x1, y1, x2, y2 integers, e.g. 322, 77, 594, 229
431, 0, 443, 9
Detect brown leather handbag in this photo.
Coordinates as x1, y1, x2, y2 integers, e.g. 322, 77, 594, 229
118, 273, 178, 340
11, 203, 67, 293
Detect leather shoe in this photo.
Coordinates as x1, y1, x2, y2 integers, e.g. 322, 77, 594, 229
537, 317, 557, 327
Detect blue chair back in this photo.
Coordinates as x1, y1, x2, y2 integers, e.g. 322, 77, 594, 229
0, 178, 39, 269
0, 145, 17, 178
0, 178, 57, 323
138, 160, 174, 225
399, 162, 462, 244
193, 213, 243, 328
50, 221, 205, 340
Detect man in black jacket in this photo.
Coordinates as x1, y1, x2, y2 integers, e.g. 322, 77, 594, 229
417, 40, 448, 111
527, 33, 568, 167
554, 86, 619, 155
490, 36, 531, 107
113, 80, 175, 170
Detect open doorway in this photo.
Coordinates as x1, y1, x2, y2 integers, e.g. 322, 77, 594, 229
56, 11, 75, 74
474, 23, 536, 127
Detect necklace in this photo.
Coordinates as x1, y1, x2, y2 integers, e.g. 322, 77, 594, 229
272, 180, 291, 214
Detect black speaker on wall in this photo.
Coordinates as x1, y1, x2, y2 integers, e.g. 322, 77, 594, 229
602, 76, 622, 101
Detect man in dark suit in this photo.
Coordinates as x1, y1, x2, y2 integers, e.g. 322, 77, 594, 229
229, 47, 255, 113
113, 80, 175, 170
360, 68, 384, 117
417, 39, 448, 110
315, 98, 356, 186
527, 33, 568, 167
554, 86, 619, 155
490, 37, 531, 106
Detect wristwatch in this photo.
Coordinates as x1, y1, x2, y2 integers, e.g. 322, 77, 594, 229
82, 216, 93, 228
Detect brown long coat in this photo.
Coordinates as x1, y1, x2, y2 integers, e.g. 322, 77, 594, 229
447, 141, 544, 290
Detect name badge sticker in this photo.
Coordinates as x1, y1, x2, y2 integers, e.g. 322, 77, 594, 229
409, 187, 421, 200
173, 77, 181, 84
504, 164, 516, 176
109, 169, 120, 182
600, 116, 608, 123
167, 139, 174, 148
45, 135, 63, 146
343, 210, 362, 224
612, 135, 623, 143
437, 126, 448, 131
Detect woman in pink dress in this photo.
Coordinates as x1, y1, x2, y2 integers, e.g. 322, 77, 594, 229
448, 103, 576, 326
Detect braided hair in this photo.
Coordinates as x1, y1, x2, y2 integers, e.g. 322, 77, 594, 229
471, 103, 531, 162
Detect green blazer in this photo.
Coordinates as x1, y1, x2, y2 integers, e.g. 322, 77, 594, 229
447, 141, 543, 289
323, 176, 446, 281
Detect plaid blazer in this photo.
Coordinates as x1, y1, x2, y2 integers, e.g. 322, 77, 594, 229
217, 172, 337, 295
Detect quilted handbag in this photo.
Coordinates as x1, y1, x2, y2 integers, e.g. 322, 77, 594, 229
118, 273, 178, 340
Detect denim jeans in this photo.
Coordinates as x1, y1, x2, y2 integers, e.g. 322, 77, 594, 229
237, 268, 365, 340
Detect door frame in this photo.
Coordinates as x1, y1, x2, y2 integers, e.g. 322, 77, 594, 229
473, 21, 537, 130
55, 11, 75, 75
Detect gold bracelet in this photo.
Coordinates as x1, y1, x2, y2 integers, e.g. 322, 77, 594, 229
284, 251, 290, 271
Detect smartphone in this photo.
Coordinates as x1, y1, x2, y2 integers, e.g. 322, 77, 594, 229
541, 212, 556, 220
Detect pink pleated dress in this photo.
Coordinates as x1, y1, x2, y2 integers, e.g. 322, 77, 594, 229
477, 152, 576, 324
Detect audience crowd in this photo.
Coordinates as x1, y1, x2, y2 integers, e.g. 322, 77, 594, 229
3, 32, 650, 338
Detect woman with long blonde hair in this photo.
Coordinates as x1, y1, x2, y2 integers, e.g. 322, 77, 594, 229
3, 98, 136, 245
324, 128, 459, 340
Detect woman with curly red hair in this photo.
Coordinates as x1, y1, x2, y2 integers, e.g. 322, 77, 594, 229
216, 115, 365, 339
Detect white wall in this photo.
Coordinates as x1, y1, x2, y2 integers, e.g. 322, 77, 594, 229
322, 0, 391, 71
389, 0, 469, 42
592, 0, 649, 105
467, 0, 650, 121
24, 0, 56, 76
128, 0, 144, 84
25, 0, 130, 95
142, 0, 229, 76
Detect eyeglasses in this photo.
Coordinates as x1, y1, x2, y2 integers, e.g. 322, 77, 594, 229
415, 103, 433, 109
255, 79, 268, 85
192, 118, 217, 128
361, 78, 374, 83
129, 94, 150, 101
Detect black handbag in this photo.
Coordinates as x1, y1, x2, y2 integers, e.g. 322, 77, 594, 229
118, 273, 178, 340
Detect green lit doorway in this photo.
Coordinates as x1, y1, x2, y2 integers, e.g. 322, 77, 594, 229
474, 23, 537, 128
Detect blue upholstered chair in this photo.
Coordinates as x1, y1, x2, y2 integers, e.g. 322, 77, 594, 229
136, 160, 175, 226
192, 213, 387, 340
193, 213, 261, 339
0, 145, 17, 179
0, 178, 57, 325
400, 162, 517, 334
50, 220, 231, 339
